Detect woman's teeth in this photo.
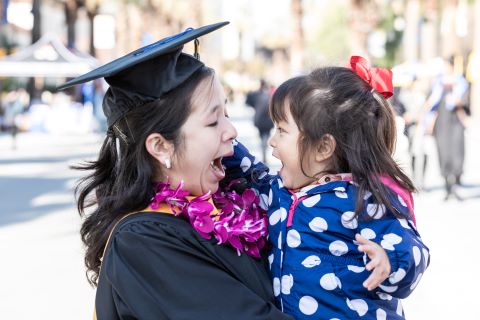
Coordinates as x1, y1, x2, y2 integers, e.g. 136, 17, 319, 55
210, 160, 221, 171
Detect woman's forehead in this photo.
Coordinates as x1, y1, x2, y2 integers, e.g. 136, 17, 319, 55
191, 75, 225, 114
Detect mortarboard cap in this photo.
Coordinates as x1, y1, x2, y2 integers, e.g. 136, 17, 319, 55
57, 21, 229, 128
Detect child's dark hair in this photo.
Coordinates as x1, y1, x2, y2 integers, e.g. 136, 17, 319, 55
73, 66, 215, 286
270, 67, 415, 219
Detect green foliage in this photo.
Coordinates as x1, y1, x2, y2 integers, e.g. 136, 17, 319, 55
377, 4, 403, 67
0, 78, 27, 92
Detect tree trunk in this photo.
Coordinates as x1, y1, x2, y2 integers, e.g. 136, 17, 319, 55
348, 0, 379, 59
86, 6, 97, 56
403, 0, 421, 62
470, 0, 480, 123
420, 0, 441, 62
31, 0, 41, 43
441, 0, 459, 57
29, 0, 42, 105
290, 0, 304, 74
1, 0, 8, 24
64, 0, 78, 49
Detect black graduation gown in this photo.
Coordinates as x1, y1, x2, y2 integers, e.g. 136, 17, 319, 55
95, 211, 292, 320
433, 86, 465, 179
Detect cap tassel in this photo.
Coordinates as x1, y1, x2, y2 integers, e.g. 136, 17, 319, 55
194, 39, 200, 60
115, 137, 121, 159
113, 124, 130, 146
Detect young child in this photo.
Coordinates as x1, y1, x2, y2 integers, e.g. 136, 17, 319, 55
225, 56, 430, 319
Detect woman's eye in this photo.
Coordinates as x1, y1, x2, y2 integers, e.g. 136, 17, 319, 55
208, 121, 218, 127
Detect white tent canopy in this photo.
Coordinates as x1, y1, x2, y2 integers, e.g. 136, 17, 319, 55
0, 34, 98, 77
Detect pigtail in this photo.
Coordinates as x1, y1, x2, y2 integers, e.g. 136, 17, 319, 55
345, 89, 415, 219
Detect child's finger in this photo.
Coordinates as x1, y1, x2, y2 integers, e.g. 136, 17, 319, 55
355, 233, 369, 245
357, 241, 373, 253
363, 266, 389, 290
358, 243, 377, 259
356, 236, 378, 254
365, 258, 378, 271
363, 274, 379, 291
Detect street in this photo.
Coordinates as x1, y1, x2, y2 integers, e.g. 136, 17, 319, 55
1, 103, 479, 319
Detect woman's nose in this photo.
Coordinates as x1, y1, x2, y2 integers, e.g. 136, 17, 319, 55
223, 118, 238, 142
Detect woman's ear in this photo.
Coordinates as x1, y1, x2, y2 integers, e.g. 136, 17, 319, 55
315, 134, 336, 162
145, 133, 174, 169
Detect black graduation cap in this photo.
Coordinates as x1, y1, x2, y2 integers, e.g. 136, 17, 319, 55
57, 21, 229, 128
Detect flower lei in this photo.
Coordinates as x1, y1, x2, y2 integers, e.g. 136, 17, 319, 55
149, 180, 268, 258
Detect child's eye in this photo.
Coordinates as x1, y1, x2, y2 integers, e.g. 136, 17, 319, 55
277, 127, 285, 133
208, 121, 218, 127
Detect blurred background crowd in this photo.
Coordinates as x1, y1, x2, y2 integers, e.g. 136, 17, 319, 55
1, 0, 479, 195
0, 0, 479, 319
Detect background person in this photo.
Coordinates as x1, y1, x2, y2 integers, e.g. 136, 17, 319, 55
424, 56, 470, 200
246, 79, 274, 164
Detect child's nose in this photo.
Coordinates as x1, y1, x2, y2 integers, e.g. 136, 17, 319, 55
268, 135, 275, 148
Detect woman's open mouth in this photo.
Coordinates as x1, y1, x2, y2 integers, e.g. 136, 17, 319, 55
210, 157, 225, 180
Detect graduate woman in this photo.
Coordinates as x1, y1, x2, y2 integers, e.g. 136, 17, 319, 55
59, 22, 292, 320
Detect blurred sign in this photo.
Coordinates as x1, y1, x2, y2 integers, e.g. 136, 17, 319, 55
0, 34, 98, 77
94, 15, 115, 50
6, 1, 32, 30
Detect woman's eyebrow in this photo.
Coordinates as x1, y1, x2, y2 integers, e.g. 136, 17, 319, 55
206, 99, 227, 115
210, 105, 220, 114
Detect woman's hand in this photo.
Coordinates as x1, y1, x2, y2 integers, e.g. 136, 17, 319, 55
355, 233, 391, 291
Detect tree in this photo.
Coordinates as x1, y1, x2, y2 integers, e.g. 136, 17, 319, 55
64, 0, 80, 49
84, 0, 101, 56
348, 0, 380, 58
290, 0, 304, 74
31, 0, 42, 43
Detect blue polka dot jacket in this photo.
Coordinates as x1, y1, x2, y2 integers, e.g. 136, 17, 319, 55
223, 141, 430, 320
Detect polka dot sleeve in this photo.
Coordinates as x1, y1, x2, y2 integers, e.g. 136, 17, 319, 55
358, 202, 430, 299
221, 139, 274, 208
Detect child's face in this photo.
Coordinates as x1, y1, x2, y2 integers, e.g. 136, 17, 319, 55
269, 107, 318, 190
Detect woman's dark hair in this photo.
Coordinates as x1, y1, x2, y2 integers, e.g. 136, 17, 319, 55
270, 67, 415, 218
74, 66, 215, 286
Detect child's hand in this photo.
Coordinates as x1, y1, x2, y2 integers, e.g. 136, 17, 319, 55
355, 233, 391, 291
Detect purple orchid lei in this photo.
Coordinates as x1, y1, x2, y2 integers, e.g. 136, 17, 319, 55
149, 180, 268, 258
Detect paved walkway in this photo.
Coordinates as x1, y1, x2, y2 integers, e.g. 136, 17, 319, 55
0, 103, 479, 319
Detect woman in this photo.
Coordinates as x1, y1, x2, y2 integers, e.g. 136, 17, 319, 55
59, 22, 292, 320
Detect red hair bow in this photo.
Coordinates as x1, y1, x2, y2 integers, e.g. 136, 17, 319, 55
349, 56, 393, 99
